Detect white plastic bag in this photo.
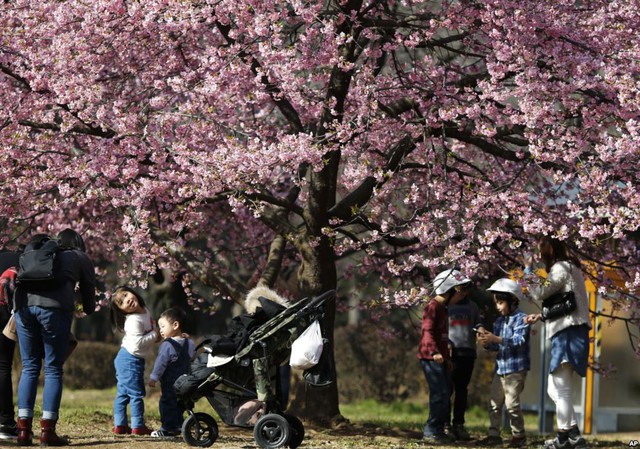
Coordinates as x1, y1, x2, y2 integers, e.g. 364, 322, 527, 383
289, 320, 323, 370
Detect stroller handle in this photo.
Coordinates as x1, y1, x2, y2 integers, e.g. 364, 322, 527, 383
311, 289, 336, 305
295, 289, 336, 317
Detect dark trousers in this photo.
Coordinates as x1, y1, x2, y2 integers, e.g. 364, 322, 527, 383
0, 307, 16, 426
420, 359, 452, 437
159, 381, 184, 432
450, 355, 475, 426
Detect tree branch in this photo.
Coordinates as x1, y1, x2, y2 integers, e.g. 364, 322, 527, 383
151, 226, 247, 304
329, 134, 414, 220
17, 119, 117, 138
259, 235, 287, 288
214, 23, 303, 133
0, 64, 32, 91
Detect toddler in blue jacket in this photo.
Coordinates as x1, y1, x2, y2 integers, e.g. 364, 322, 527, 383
148, 307, 195, 438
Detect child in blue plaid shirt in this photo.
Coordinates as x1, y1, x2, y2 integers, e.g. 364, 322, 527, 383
477, 279, 531, 448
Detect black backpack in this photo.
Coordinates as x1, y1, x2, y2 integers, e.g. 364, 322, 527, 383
17, 238, 61, 286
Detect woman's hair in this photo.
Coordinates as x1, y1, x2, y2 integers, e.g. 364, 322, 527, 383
29, 234, 51, 245
109, 286, 146, 332
57, 228, 86, 252
538, 236, 581, 272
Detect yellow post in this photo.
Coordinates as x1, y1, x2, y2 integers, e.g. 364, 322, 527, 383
583, 279, 598, 434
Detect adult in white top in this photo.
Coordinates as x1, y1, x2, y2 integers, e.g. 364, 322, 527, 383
524, 236, 591, 449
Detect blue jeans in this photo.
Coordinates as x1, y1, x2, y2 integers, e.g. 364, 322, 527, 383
114, 348, 146, 429
15, 306, 72, 420
420, 359, 452, 437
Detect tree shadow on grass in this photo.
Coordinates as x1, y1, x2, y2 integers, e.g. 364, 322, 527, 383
307, 420, 422, 438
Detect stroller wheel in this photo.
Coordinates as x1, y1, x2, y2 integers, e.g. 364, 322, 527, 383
283, 414, 305, 449
253, 413, 291, 449
182, 412, 219, 447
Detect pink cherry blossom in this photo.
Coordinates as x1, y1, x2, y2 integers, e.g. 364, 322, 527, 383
2, 0, 640, 417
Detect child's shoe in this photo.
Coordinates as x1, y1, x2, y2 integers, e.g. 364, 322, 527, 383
113, 425, 131, 435
150, 429, 178, 438
131, 426, 153, 436
451, 424, 472, 441
422, 433, 455, 445
509, 436, 527, 448
478, 435, 504, 446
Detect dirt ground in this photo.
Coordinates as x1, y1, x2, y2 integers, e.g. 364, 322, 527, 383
2, 420, 636, 449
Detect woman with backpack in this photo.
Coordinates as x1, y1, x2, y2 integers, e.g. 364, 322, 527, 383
13, 229, 96, 446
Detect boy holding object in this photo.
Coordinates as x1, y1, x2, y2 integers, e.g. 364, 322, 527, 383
477, 278, 531, 448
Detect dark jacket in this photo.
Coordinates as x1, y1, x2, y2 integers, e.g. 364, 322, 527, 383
14, 249, 96, 314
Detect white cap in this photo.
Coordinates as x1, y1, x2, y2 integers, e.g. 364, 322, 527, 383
433, 269, 471, 295
486, 278, 524, 303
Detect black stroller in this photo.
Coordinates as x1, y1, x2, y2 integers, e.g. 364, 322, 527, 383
174, 290, 334, 449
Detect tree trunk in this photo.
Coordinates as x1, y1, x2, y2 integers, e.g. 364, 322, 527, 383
285, 235, 343, 424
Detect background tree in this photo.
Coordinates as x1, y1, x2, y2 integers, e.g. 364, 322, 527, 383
1, 0, 639, 423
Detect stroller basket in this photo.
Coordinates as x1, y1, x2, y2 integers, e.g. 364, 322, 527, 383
207, 390, 264, 428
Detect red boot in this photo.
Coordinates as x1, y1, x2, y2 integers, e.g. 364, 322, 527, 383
17, 418, 33, 446
39, 419, 69, 447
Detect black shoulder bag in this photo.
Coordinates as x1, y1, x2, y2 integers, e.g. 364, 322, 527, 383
541, 291, 577, 322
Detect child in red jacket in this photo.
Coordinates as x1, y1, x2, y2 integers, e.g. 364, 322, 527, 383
418, 269, 472, 444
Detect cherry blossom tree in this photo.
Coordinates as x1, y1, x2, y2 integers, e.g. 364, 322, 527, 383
2, 0, 639, 422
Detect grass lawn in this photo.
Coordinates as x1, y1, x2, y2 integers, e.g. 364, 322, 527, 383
339, 399, 541, 439
40, 389, 636, 448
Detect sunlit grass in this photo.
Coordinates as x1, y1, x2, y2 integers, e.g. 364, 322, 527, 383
60, 388, 217, 426
340, 399, 426, 430
340, 399, 542, 436
58, 390, 492, 433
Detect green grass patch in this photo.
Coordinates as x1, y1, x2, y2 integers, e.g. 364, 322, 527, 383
340, 399, 536, 435
42, 390, 635, 448
340, 399, 426, 430
61, 391, 489, 433
60, 388, 220, 426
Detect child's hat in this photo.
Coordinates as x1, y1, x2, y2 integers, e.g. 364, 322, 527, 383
433, 269, 471, 295
486, 278, 524, 303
